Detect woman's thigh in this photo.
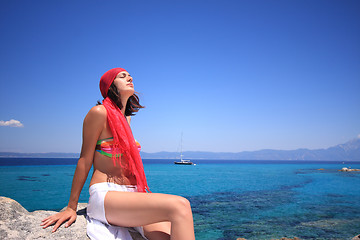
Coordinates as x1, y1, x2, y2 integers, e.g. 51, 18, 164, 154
104, 191, 184, 227
143, 221, 171, 240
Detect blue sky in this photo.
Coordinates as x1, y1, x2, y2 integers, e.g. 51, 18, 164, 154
0, 0, 359, 153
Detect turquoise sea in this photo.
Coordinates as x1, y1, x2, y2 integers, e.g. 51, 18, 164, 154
0, 158, 360, 240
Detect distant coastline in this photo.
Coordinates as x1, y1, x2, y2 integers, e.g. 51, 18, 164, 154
0, 152, 79, 158
1, 138, 359, 161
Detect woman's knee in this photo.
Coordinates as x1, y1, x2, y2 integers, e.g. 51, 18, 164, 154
169, 196, 192, 221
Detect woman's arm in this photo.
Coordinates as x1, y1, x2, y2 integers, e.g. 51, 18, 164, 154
67, 106, 106, 210
41, 106, 106, 232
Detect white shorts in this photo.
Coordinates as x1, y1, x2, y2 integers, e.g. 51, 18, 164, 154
86, 182, 146, 240
87, 182, 138, 224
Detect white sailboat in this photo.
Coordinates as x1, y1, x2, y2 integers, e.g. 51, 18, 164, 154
174, 133, 194, 165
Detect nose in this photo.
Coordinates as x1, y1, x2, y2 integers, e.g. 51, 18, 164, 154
128, 76, 133, 82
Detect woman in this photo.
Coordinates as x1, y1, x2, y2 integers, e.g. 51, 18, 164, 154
41, 68, 195, 240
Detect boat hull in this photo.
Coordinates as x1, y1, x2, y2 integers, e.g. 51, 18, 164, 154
174, 161, 193, 165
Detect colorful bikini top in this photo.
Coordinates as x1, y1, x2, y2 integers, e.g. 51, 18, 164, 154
95, 137, 141, 158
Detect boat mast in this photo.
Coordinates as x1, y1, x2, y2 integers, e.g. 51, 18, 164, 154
180, 132, 184, 161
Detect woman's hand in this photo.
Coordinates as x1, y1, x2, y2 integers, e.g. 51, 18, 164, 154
40, 207, 77, 232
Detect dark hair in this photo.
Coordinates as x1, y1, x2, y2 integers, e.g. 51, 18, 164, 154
97, 82, 144, 116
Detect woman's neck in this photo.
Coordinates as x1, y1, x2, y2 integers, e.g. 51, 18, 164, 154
120, 96, 130, 115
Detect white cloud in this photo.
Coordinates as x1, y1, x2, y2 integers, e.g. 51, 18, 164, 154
358, 134, 360, 139
0, 119, 24, 127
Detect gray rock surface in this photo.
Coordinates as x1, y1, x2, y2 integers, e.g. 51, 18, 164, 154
353, 234, 360, 239
339, 167, 360, 172
0, 196, 145, 240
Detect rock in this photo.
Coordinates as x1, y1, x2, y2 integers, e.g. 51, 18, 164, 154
0, 196, 145, 240
339, 167, 360, 172
352, 234, 360, 239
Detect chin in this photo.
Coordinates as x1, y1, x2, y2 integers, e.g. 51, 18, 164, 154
121, 89, 135, 97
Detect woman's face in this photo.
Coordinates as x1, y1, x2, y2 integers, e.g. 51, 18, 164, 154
113, 71, 134, 96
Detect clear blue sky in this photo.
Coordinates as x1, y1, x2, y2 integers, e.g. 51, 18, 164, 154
0, 0, 359, 153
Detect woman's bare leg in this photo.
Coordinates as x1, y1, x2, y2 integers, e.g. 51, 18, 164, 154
104, 192, 195, 240
143, 221, 171, 240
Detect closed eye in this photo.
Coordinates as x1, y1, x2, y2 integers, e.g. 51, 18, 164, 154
120, 73, 131, 78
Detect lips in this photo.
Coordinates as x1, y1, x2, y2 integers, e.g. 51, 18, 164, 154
127, 84, 134, 87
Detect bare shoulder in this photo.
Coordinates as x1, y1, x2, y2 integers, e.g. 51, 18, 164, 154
89, 105, 106, 116
85, 105, 107, 123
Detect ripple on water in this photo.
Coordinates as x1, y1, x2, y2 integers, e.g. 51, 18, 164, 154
189, 182, 360, 240
17, 176, 39, 182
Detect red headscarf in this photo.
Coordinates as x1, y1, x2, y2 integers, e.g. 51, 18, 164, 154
100, 68, 150, 193
100, 68, 127, 98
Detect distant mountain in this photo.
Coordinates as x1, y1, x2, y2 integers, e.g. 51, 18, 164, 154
140, 138, 360, 161
0, 152, 79, 158
1, 138, 359, 161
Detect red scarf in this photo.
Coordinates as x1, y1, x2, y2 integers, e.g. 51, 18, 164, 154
102, 95, 150, 193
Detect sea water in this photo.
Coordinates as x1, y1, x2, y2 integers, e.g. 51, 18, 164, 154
0, 159, 359, 240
